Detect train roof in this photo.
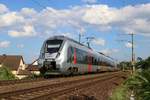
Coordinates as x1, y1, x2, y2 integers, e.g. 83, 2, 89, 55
98, 52, 115, 60
47, 35, 116, 61
47, 35, 91, 49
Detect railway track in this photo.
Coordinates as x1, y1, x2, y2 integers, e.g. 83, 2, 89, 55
33, 73, 123, 100
0, 78, 45, 86
0, 72, 117, 87
0, 72, 127, 100
0, 72, 113, 86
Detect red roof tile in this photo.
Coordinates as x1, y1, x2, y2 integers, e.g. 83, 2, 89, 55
0, 55, 24, 70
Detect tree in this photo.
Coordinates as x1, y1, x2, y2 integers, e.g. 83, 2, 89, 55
118, 61, 132, 70
0, 65, 15, 80
135, 57, 150, 70
124, 56, 150, 100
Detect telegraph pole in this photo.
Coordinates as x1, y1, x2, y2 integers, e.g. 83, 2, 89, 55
130, 33, 135, 72
116, 33, 136, 72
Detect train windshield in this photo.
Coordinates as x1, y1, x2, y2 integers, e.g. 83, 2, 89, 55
45, 40, 63, 53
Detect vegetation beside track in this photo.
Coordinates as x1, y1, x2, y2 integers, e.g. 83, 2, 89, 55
22, 73, 43, 80
0, 65, 15, 80
111, 56, 150, 100
110, 85, 129, 100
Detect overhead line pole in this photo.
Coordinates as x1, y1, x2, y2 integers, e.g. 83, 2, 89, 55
116, 33, 136, 72
130, 33, 135, 72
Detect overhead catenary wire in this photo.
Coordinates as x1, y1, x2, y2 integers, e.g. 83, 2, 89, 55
116, 33, 136, 72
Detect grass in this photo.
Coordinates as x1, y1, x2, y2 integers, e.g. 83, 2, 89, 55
0, 66, 16, 80
124, 69, 150, 100
111, 69, 150, 100
111, 56, 150, 100
110, 85, 129, 100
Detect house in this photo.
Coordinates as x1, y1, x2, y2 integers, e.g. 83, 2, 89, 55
0, 55, 31, 79
26, 64, 40, 75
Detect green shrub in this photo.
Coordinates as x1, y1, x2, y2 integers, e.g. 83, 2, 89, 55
111, 56, 150, 100
110, 85, 130, 100
125, 69, 150, 100
0, 66, 15, 80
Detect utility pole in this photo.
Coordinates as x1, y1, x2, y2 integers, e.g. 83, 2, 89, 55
116, 33, 136, 72
130, 33, 135, 72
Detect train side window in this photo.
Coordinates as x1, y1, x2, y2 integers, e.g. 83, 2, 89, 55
85, 55, 88, 64
71, 47, 74, 63
67, 46, 74, 63
95, 58, 97, 65
67, 47, 71, 62
76, 48, 83, 64
75, 48, 88, 64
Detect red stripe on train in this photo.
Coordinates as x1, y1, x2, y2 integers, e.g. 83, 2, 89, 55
88, 63, 92, 72
74, 48, 77, 64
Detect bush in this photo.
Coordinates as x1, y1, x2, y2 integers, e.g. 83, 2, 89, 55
111, 70, 150, 100
111, 56, 150, 100
110, 85, 129, 100
0, 66, 16, 80
125, 69, 150, 100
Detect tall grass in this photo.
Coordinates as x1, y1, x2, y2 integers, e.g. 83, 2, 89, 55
0, 66, 15, 80
111, 56, 150, 100
111, 69, 150, 100
110, 85, 129, 100
125, 69, 150, 100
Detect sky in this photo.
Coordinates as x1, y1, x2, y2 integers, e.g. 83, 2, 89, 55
0, 0, 150, 63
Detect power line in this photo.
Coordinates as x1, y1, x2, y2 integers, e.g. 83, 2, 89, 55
116, 33, 136, 72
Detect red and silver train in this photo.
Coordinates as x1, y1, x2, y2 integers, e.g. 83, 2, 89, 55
38, 36, 117, 76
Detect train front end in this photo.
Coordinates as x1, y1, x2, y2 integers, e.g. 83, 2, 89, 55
38, 38, 64, 76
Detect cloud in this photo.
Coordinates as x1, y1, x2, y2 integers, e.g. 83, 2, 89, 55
0, 12, 24, 27
82, 4, 150, 34
0, 3, 150, 38
82, 0, 97, 4
82, 5, 118, 25
8, 24, 36, 37
0, 41, 10, 48
100, 48, 119, 55
122, 18, 150, 35
125, 42, 132, 48
17, 44, 24, 48
0, 4, 8, 13
92, 38, 105, 46
20, 8, 37, 17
